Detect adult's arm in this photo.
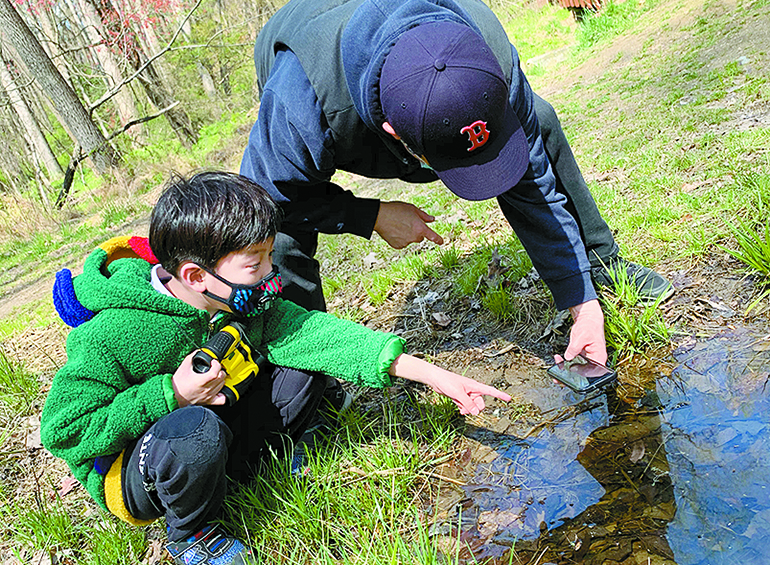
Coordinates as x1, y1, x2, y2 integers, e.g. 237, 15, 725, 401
240, 49, 380, 238
496, 45, 597, 312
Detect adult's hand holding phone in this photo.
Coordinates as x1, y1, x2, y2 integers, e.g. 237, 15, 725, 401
566, 299, 607, 366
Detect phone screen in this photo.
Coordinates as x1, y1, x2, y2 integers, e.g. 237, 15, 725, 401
547, 355, 617, 393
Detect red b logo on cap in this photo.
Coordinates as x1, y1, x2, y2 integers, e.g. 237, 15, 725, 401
460, 121, 490, 152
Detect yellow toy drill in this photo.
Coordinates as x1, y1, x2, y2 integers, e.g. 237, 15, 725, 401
192, 322, 265, 405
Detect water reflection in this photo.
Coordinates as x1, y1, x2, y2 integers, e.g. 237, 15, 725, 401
451, 327, 770, 564
660, 328, 770, 565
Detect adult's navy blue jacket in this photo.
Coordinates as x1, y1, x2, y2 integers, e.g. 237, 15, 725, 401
239, 0, 596, 310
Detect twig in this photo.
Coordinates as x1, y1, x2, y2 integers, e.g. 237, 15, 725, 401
169, 42, 257, 50
528, 546, 549, 565
102, 102, 179, 144
417, 470, 465, 486
483, 343, 517, 357
54, 103, 179, 208
523, 397, 603, 438
419, 453, 456, 468
88, 0, 203, 113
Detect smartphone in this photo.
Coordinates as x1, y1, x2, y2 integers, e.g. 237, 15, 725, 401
547, 355, 618, 393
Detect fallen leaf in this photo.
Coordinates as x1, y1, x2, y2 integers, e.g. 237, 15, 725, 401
414, 291, 440, 305
478, 509, 521, 530
478, 520, 498, 538
628, 440, 646, 463
681, 182, 702, 193
539, 309, 571, 341
483, 343, 515, 357
30, 550, 52, 565
57, 475, 79, 497
24, 415, 42, 451
143, 540, 165, 565
362, 252, 379, 269
485, 249, 510, 287
432, 312, 452, 327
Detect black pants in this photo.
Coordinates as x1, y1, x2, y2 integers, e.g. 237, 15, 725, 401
273, 94, 619, 312
121, 365, 327, 541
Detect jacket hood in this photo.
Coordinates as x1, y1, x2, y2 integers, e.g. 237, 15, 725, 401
53, 237, 196, 327
342, 0, 482, 132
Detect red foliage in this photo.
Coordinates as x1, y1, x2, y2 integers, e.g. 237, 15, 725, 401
12, 0, 56, 16
14, 0, 189, 57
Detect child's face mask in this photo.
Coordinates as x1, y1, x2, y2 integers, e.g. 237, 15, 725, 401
201, 267, 282, 317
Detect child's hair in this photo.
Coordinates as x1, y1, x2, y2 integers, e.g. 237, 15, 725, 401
150, 171, 282, 275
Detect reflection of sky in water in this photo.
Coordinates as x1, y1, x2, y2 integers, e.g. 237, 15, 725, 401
467, 398, 609, 539
463, 329, 770, 564
659, 332, 770, 565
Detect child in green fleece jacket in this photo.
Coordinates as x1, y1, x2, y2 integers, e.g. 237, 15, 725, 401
41, 171, 510, 565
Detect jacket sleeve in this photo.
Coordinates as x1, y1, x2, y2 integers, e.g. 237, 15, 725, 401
41, 327, 177, 468
258, 299, 404, 388
497, 44, 596, 311
239, 49, 381, 238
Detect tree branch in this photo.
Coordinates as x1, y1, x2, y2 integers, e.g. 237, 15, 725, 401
169, 42, 256, 50
88, 0, 203, 115
55, 102, 179, 208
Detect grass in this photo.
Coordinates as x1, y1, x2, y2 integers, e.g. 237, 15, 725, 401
0, 347, 40, 417
575, 0, 660, 51
533, 0, 770, 267
595, 262, 671, 355
722, 217, 770, 278
3, 495, 148, 564
719, 207, 770, 313
220, 394, 465, 564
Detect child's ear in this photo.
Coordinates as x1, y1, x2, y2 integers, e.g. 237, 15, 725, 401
177, 262, 208, 292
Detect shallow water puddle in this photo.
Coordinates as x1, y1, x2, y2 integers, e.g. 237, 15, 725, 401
446, 328, 770, 564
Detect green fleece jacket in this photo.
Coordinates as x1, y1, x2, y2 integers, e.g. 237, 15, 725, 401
41, 246, 404, 511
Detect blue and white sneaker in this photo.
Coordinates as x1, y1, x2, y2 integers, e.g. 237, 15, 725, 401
165, 524, 252, 565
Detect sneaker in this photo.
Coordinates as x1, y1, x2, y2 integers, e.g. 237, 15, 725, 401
166, 524, 252, 565
591, 257, 675, 303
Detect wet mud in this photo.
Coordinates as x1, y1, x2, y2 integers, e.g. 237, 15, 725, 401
430, 327, 770, 565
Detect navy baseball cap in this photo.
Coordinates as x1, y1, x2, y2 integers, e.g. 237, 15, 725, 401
380, 21, 529, 201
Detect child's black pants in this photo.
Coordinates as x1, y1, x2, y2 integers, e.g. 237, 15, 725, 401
120, 364, 327, 541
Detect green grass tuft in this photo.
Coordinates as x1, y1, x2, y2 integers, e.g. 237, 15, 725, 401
597, 263, 671, 354
0, 347, 40, 416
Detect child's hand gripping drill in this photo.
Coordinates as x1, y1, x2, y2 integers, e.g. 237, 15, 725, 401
191, 322, 265, 406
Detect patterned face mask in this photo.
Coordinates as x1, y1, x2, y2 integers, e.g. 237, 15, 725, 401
201, 267, 282, 317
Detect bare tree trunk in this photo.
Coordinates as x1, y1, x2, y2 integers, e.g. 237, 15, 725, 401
136, 58, 198, 147
122, 0, 173, 85
0, 0, 118, 172
35, 168, 53, 208
74, 0, 145, 141
0, 105, 29, 193
196, 60, 217, 100
90, 0, 197, 147
36, 8, 74, 86
0, 49, 63, 179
